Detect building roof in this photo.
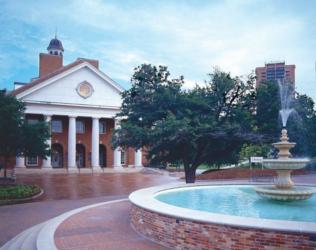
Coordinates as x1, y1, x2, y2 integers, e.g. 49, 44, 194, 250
11, 59, 89, 96
11, 58, 125, 97
47, 37, 64, 52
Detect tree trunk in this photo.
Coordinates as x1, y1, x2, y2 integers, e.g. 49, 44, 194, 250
184, 166, 196, 183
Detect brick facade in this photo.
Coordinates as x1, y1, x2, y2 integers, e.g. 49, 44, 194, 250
20, 115, 139, 168
130, 204, 316, 250
39, 53, 63, 77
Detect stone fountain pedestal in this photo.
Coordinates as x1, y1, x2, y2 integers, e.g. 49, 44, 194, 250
255, 129, 314, 201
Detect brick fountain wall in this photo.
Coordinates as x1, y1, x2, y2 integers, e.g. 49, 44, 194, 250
130, 204, 316, 250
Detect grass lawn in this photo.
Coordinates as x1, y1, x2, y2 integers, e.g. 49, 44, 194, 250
0, 184, 41, 202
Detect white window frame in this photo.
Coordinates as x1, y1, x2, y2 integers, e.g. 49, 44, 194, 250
76, 120, 85, 134
121, 149, 126, 165
26, 156, 38, 166
51, 120, 63, 133
99, 121, 106, 134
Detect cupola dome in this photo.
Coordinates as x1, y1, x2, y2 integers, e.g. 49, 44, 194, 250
47, 36, 64, 56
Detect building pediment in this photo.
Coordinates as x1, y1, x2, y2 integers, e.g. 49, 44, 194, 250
15, 61, 124, 109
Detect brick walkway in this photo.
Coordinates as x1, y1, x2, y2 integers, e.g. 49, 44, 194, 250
0, 169, 176, 246
13, 168, 174, 201
55, 200, 167, 250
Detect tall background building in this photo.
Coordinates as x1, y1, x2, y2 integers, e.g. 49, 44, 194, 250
255, 62, 295, 87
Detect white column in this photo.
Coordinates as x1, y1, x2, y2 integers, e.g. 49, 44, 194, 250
114, 148, 122, 168
15, 156, 25, 168
135, 149, 143, 168
91, 117, 100, 168
113, 119, 122, 168
68, 116, 76, 168
42, 115, 52, 168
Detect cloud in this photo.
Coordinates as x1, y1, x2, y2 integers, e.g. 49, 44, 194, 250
0, 0, 316, 100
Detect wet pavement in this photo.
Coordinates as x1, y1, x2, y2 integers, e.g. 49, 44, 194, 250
0, 169, 177, 246
15, 170, 174, 201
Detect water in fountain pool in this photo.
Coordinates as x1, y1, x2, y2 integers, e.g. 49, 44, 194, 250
155, 185, 316, 222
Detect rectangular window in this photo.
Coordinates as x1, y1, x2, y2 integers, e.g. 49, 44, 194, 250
121, 149, 126, 165
76, 121, 85, 134
99, 121, 106, 134
51, 120, 62, 133
26, 156, 38, 166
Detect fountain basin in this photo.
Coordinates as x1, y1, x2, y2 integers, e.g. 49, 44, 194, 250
130, 183, 316, 249
255, 186, 315, 201
260, 158, 310, 190
263, 158, 309, 170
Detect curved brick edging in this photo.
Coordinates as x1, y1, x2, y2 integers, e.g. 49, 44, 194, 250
130, 204, 316, 249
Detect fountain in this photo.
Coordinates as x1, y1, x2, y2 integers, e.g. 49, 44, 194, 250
255, 80, 315, 201
255, 129, 313, 201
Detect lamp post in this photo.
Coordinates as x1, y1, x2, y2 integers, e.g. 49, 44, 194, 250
135, 117, 143, 168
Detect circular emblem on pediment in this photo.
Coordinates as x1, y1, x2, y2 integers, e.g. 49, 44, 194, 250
76, 81, 94, 99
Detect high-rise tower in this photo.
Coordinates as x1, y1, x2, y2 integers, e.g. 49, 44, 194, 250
255, 62, 295, 87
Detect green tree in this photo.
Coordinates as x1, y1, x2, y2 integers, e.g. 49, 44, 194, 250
287, 93, 316, 157
240, 144, 270, 161
0, 90, 50, 178
112, 65, 260, 183
256, 81, 280, 142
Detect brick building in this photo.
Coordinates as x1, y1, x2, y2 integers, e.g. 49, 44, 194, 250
255, 62, 295, 87
11, 37, 144, 169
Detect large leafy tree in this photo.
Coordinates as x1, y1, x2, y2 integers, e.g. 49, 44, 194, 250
112, 65, 260, 183
256, 81, 281, 142
0, 90, 50, 178
287, 94, 316, 157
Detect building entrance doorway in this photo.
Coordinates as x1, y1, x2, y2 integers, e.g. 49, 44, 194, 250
51, 143, 63, 168
76, 144, 85, 168
99, 144, 107, 167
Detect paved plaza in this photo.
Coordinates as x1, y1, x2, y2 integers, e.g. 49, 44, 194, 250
0, 168, 176, 247
1, 169, 315, 249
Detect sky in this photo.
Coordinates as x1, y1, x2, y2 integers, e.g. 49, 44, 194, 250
0, 0, 316, 99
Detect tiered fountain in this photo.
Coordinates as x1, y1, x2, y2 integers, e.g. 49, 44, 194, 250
255, 81, 315, 201
255, 129, 313, 200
